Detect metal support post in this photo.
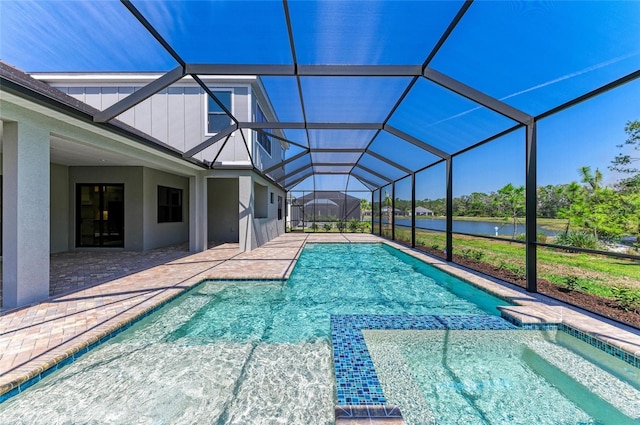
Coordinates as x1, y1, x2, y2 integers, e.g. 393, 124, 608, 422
391, 183, 396, 240
411, 173, 416, 248
526, 121, 538, 292
446, 158, 453, 262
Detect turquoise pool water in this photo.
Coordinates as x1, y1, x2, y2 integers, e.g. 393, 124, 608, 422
364, 330, 640, 425
166, 243, 506, 344
1, 243, 635, 424
0, 243, 506, 424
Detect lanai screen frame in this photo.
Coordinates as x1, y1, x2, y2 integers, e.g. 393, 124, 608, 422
4, 0, 639, 294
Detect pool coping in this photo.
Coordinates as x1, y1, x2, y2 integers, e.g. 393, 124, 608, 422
1, 234, 639, 405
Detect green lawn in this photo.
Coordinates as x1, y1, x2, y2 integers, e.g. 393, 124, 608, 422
401, 228, 640, 302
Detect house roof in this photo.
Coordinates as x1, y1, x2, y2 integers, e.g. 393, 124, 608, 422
2, 1, 638, 194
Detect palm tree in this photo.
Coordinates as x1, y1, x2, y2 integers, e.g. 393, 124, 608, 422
383, 190, 392, 233
494, 183, 525, 239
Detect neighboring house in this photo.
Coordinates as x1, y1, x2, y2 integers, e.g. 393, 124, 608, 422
0, 61, 287, 308
415, 206, 434, 216
289, 191, 361, 225
381, 206, 402, 216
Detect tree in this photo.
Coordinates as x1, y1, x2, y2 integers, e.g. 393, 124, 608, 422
610, 120, 640, 249
537, 184, 571, 218
360, 198, 371, 221
560, 167, 627, 241
394, 198, 411, 216
494, 183, 525, 239
609, 120, 640, 175
383, 190, 392, 233
620, 191, 640, 250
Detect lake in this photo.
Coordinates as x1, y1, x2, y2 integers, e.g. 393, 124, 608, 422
390, 218, 559, 237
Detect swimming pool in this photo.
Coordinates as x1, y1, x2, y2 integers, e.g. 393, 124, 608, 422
364, 329, 640, 425
0, 243, 636, 424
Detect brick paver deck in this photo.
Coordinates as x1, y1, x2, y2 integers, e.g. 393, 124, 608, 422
1, 233, 639, 401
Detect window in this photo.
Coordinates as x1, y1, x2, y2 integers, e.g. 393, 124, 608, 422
255, 103, 272, 155
207, 91, 232, 134
158, 186, 183, 223
278, 196, 283, 220
270, 192, 274, 204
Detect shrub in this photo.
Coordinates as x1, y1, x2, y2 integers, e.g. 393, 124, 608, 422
559, 275, 586, 292
357, 221, 371, 233
431, 244, 440, 251
505, 233, 548, 243
460, 249, 484, 261
498, 262, 526, 279
348, 218, 359, 232
611, 286, 640, 312
554, 231, 600, 250
310, 223, 319, 232
336, 220, 346, 232
323, 223, 332, 232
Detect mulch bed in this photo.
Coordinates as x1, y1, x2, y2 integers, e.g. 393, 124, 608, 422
414, 245, 640, 329
453, 255, 640, 329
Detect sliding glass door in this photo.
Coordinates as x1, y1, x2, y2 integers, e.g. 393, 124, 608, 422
76, 184, 124, 247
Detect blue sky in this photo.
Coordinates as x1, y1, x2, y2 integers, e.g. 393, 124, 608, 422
1, 0, 638, 197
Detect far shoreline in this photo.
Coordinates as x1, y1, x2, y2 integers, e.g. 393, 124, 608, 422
393, 216, 569, 232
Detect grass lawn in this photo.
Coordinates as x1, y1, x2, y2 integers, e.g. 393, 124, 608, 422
402, 228, 640, 300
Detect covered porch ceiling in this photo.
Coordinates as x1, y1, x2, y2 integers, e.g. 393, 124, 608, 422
2, 0, 639, 193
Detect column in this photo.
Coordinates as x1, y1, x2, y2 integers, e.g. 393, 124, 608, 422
238, 174, 254, 251
189, 172, 207, 252
525, 121, 538, 292
2, 121, 50, 308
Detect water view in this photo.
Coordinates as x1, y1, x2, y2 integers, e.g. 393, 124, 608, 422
391, 218, 559, 237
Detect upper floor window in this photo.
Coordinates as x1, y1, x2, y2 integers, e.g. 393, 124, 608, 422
207, 91, 232, 134
255, 103, 272, 156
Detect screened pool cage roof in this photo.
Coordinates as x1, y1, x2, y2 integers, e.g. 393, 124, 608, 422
2, 0, 639, 193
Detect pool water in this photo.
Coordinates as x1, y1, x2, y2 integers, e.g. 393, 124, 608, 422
1, 243, 634, 424
0, 243, 506, 424
165, 243, 506, 344
364, 330, 640, 425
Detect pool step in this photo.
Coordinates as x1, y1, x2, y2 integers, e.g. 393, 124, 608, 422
499, 305, 564, 327
524, 335, 640, 420
335, 405, 405, 424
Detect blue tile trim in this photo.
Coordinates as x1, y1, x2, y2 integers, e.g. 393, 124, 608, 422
559, 324, 640, 369
331, 314, 516, 406
500, 313, 640, 369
